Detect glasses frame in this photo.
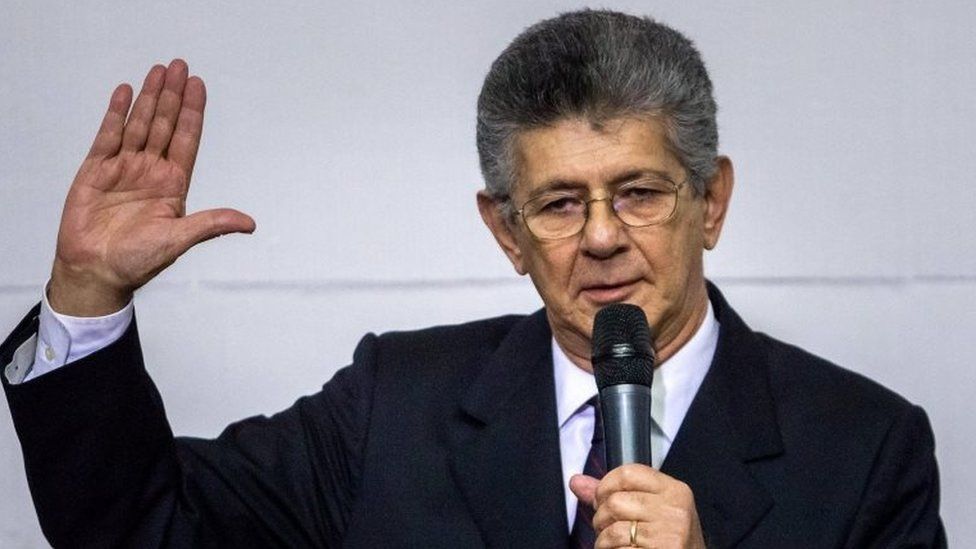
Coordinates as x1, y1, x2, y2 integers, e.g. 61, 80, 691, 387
515, 178, 687, 241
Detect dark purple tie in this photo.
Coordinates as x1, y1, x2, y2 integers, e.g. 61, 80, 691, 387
569, 396, 605, 548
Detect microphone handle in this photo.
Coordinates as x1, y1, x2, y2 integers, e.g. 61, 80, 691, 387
600, 384, 653, 469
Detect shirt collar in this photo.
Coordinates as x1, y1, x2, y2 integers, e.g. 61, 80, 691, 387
652, 300, 719, 442
553, 337, 597, 428
552, 300, 720, 442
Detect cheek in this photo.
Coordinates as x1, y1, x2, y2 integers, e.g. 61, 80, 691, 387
521, 241, 577, 296
667, 207, 706, 263
639, 219, 703, 293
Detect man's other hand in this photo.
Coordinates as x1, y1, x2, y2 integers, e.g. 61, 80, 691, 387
49, 59, 255, 316
570, 464, 706, 548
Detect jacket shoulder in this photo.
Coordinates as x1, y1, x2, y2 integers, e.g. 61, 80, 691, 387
355, 315, 526, 369
348, 313, 532, 386
751, 332, 944, 545
373, 313, 528, 356
756, 331, 912, 415
752, 331, 921, 462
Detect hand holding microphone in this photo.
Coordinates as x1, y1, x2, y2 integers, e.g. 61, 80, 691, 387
569, 303, 706, 548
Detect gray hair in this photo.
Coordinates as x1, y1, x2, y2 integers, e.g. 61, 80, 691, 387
476, 9, 718, 208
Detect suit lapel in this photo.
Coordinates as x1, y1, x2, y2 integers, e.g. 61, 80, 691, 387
661, 285, 784, 547
448, 310, 569, 548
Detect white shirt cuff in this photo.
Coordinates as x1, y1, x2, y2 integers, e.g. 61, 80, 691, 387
20, 283, 134, 383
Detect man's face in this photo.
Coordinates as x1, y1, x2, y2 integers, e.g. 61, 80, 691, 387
478, 117, 732, 365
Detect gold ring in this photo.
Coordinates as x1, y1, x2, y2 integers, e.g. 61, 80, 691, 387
629, 520, 639, 547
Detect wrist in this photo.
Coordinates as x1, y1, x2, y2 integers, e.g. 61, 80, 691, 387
48, 260, 132, 317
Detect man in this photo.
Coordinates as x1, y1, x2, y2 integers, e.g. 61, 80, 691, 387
1, 9, 945, 548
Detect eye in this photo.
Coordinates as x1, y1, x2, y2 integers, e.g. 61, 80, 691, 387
618, 181, 671, 202
533, 195, 584, 216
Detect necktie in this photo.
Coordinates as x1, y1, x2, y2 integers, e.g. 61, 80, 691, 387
569, 396, 605, 548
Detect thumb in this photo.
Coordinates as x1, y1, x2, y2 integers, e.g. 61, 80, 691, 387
569, 474, 599, 508
175, 208, 256, 254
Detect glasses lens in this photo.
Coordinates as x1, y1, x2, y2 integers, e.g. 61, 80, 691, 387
614, 180, 678, 226
524, 194, 586, 239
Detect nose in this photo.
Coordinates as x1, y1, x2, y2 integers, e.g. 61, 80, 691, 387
580, 197, 628, 259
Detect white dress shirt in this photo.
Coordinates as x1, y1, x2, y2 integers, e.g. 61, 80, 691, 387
4, 286, 133, 385
553, 301, 719, 530
5, 287, 719, 535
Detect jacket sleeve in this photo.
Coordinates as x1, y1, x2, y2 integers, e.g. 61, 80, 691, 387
844, 403, 947, 548
1, 306, 378, 548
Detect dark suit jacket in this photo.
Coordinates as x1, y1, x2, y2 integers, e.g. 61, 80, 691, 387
1, 285, 945, 548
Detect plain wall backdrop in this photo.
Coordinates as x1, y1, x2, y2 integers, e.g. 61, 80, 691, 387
2, 0, 973, 546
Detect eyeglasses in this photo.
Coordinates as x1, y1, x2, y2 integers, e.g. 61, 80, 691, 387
515, 178, 686, 240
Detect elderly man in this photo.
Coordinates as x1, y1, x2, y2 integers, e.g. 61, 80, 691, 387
1, 9, 945, 548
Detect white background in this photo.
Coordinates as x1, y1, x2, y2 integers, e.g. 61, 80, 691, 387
2, 0, 973, 545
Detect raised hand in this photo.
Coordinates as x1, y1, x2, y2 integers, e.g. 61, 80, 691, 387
49, 60, 255, 316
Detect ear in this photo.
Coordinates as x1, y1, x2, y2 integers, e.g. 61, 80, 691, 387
701, 156, 734, 250
476, 191, 528, 275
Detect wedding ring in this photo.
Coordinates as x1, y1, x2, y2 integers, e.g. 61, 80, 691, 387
629, 520, 639, 547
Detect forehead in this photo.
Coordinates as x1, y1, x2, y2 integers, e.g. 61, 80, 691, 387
512, 117, 684, 196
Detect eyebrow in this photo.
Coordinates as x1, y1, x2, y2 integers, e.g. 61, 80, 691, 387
530, 168, 676, 196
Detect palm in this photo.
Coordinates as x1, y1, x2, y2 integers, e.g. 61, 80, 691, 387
61, 153, 190, 288
52, 60, 254, 314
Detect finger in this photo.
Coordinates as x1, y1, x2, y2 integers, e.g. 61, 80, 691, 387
569, 474, 599, 508
592, 490, 659, 530
121, 64, 166, 152
87, 84, 133, 159
595, 464, 665, 507
173, 208, 256, 256
145, 59, 188, 155
166, 75, 206, 179
595, 520, 655, 549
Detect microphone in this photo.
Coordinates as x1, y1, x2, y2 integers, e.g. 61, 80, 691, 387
591, 303, 656, 469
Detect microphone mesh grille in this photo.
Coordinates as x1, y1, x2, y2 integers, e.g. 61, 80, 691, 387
592, 304, 655, 390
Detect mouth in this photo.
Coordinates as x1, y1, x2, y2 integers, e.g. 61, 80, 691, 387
579, 279, 641, 305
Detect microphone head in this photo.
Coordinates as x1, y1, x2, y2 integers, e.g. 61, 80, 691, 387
591, 303, 655, 390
